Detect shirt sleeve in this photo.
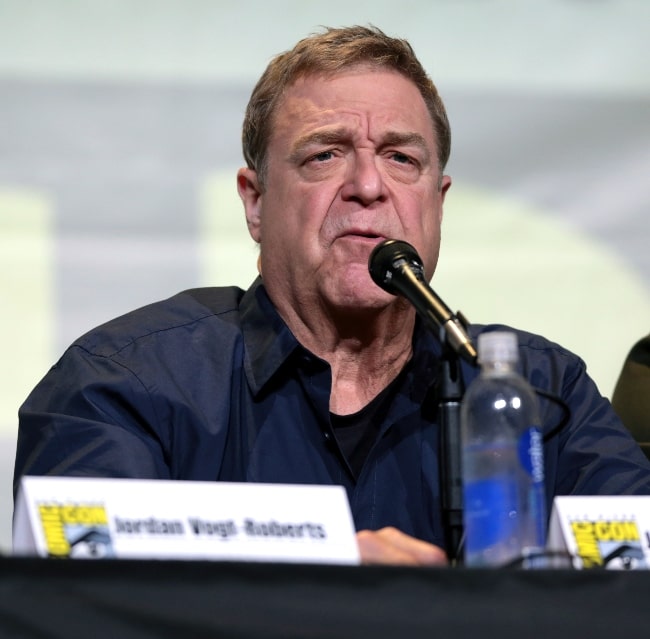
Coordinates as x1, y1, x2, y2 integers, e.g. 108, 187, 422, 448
14, 344, 171, 500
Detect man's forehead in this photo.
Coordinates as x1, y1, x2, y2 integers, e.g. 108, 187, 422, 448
272, 70, 434, 139
282, 66, 418, 100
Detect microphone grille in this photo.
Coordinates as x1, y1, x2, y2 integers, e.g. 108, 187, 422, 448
368, 239, 424, 294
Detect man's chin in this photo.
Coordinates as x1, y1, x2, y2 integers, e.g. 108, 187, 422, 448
324, 282, 396, 313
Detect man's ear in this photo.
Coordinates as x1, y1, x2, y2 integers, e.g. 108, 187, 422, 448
438, 174, 452, 223
237, 168, 263, 243
440, 174, 452, 200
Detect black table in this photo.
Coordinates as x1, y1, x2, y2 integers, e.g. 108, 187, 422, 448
0, 556, 648, 638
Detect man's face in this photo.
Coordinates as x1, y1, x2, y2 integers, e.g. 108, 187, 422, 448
238, 67, 451, 316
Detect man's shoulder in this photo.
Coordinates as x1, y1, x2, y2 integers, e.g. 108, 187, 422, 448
72, 286, 247, 358
470, 323, 584, 377
471, 323, 576, 357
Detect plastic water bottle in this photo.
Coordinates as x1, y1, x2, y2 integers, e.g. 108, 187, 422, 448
461, 331, 546, 567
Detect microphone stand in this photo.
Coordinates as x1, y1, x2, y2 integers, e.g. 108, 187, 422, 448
437, 333, 465, 564
367, 239, 476, 563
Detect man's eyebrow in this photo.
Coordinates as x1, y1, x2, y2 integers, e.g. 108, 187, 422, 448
289, 128, 351, 161
380, 132, 431, 161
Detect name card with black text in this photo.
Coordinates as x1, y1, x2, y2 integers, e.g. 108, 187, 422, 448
13, 476, 360, 565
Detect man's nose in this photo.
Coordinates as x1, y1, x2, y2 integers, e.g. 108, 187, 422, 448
340, 151, 387, 204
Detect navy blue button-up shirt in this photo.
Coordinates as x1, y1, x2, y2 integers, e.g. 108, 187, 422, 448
15, 279, 650, 550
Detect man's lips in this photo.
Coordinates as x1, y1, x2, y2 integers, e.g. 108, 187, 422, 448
336, 231, 387, 243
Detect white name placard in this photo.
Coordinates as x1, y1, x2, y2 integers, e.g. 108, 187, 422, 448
13, 476, 360, 565
547, 496, 650, 570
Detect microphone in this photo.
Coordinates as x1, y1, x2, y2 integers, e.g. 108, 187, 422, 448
369, 239, 477, 365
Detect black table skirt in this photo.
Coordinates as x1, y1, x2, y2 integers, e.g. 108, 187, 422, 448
0, 556, 648, 638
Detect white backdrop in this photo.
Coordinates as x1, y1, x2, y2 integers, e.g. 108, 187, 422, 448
1, 0, 649, 551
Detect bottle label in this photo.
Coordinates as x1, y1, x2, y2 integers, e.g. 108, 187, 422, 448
520, 426, 547, 549
518, 426, 545, 485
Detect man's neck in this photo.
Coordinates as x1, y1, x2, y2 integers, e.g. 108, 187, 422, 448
275, 296, 416, 415
326, 338, 413, 415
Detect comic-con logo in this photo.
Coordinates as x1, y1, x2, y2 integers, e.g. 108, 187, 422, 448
570, 518, 646, 569
38, 502, 114, 558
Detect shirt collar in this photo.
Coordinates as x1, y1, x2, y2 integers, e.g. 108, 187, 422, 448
240, 278, 301, 396
239, 277, 452, 404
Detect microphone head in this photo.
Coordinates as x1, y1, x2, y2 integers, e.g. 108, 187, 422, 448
368, 239, 425, 294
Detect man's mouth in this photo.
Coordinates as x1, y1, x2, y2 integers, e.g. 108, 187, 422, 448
339, 230, 385, 242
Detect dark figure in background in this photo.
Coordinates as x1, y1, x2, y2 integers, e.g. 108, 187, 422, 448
14, 26, 650, 565
612, 334, 650, 460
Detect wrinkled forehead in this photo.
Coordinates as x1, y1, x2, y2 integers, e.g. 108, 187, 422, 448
270, 67, 435, 143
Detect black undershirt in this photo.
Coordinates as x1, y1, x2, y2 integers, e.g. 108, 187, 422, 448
330, 374, 403, 479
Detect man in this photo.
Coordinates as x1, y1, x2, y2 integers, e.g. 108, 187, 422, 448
14, 26, 650, 565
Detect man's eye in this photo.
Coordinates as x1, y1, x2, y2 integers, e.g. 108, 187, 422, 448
391, 152, 412, 164
310, 150, 334, 162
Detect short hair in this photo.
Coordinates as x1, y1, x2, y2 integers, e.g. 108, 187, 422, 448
242, 25, 451, 189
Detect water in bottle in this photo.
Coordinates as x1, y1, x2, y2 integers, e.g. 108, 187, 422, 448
461, 331, 546, 567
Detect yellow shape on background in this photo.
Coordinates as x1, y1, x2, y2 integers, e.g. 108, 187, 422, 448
435, 184, 650, 397
199, 171, 259, 289
0, 189, 54, 434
